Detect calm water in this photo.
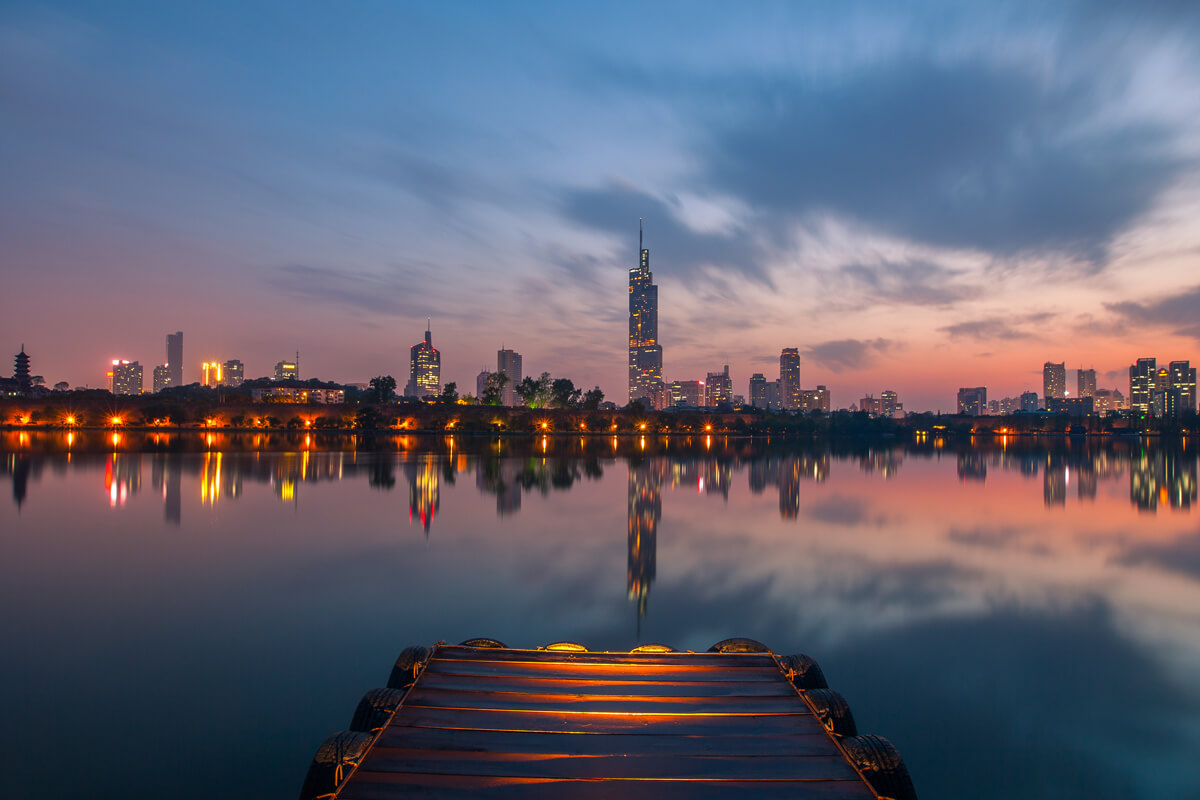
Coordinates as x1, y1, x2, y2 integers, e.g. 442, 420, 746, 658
2, 431, 1199, 799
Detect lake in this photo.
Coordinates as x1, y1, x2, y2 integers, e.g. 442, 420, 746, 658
2, 431, 1198, 799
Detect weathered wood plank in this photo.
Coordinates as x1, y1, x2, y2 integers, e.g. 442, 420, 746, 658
387, 707, 828, 736
424, 659, 785, 683
372, 727, 842, 758
415, 672, 796, 697
433, 647, 775, 667
404, 687, 811, 715
338, 773, 876, 800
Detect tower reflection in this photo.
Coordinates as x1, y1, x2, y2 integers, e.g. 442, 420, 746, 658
627, 457, 661, 633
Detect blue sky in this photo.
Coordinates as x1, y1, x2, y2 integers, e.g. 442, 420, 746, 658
3, 1, 1199, 410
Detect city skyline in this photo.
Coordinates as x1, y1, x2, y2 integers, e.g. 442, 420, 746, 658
3, 3, 1200, 411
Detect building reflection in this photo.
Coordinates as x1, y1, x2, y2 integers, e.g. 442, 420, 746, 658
151, 453, 182, 524
1131, 447, 1197, 511
104, 453, 142, 508
627, 457, 662, 630
407, 455, 440, 536
748, 453, 828, 518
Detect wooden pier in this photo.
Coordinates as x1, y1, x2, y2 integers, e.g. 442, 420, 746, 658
300, 639, 917, 799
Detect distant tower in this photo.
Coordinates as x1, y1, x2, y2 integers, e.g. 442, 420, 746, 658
1043, 361, 1066, 400
166, 332, 183, 387
13, 345, 31, 394
1076, 368, 1096, 399
497, 348, 523, 406
406, 320, 441, 397
628, 220, 664, 406
779, 348, 801, 410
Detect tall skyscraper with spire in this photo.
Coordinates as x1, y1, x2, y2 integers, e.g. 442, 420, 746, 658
406, 319, 441, 397
628, 220, 663, 406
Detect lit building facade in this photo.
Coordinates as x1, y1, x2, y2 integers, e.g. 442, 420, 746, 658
780, 348, 801, 410
881, 390, 899, 416
111, 360, 143, 395
1020, 391, 1039, 412
957, 386, 987, 416
669, 380, 704, 407
406, 323, 441, 397
1168, 360, 1197, 417
1077, 368, 1096, 398
799, 386, 830, 413
497, 349, 522, 406
1129, 358, 1156, 414
1043, 362, 1066, 401
704, 366, 732, 407
153, 364, 171, 393
749, 374, 768, 408
274, 359, 299, 381
223, 360, 244, 387
628, 223, 664, 407
201, 361, 223, 387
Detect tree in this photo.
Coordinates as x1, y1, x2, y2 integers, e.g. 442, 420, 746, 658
355, 406, 382, 430
369, 375, 396, 404
582, 387, 604, 410
551, 378, 582, 409
440, 382, 459, 403
517, 372, 553, 408
481, 372, 509, 406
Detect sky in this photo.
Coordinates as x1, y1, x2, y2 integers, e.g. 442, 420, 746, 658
2, 0, 1199, 412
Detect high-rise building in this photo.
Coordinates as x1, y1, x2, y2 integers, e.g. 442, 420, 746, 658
1168, 360, 1197, 417
274, 358, 299, 381
799, 386, 830, 412
497, 349, 522, 407
476, 369, 492, 400
669, 380, 704, 407
13, 345, 31, 395
201, 362, 223, 387
860, 396, 882, 416
406, 321, 441, 397
881, 390, 899, 416
1129, 358, 1156, 414
628, 221, 664, 407
1043, 362, 1066, 401
779, 348, 801, 410
111, 360, 143, 395
957, 387, 986, 416
1020, 391, 1039, 412
223, 359, 244, 387
704, 366, 732, 407
153, 365, 172, 393
1077, 368, 1096, 398
749, 374, 768, 408
166, 332, 183, 387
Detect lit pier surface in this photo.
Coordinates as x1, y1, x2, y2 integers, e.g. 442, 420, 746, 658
302, 641, 916, 800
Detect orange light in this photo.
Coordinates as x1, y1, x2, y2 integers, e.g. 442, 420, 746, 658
65, 416, 75, 425
110, 416, 122, 426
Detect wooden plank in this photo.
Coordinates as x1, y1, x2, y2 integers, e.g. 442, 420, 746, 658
388, 707, 828, 736
357, 749, 863, 781
415, 672, 797, 697
339, 773, 876, 800
424, 659, 785, 683
434, 647, 776, 667
403, 687, 810, 715
372, 727, 843, 758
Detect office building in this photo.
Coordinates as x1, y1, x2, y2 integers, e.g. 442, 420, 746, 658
628, 222, 664, 407
1020, 391, 1039, 412
223, 360, 244, 388
405, 321, 441, 397
1077, 368, 1096, 398
704, 366, 732, 407
497, 349, 522, 406
860, 396, 882, 416
957, 387, 987, 416
166, 332, 183, 387
153, 364, 172, 393
1093, 388, 1122, 415
799, 386, 830, 413
780, 348, 801, 410
881, 390, 899, 416
749, 374, 768, 408
111, 360, 143, 395
1129, 358, 1156, 414
1043, 362, 1066, 401
201, 361, 223, 387
274, 357, 299, 381
1168, 360, 1197, 417
476, 369, 492, 400
669, 380, 704, 407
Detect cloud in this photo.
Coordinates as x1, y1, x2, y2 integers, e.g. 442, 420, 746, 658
803, 338, 894, 372
836, 259, 982, 307
1105, 285, 1200, 341
557, 183, 766, 285
939, 312, 1054, 341
1114, 530, 1200, 581
268, 263, 441, 317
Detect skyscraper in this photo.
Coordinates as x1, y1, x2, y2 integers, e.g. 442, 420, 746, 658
1129, 357, 1156, 414
153, 365, 171, 393
704, 365, 732, 407
223, 359, 244, 387
780, 348, 801, 410
406, 321, 441, 397
749, 373, 768, 408
274, 358, 299, 381
628, 221, 663, 406
1168, 360, 1197, 417
957, 387, 986, 416
111, 360, 143, 395
1077, 368, 1096, 398
497, 348, 522, 406
166, 332, 183, 387
1043, 362, 1066, 401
